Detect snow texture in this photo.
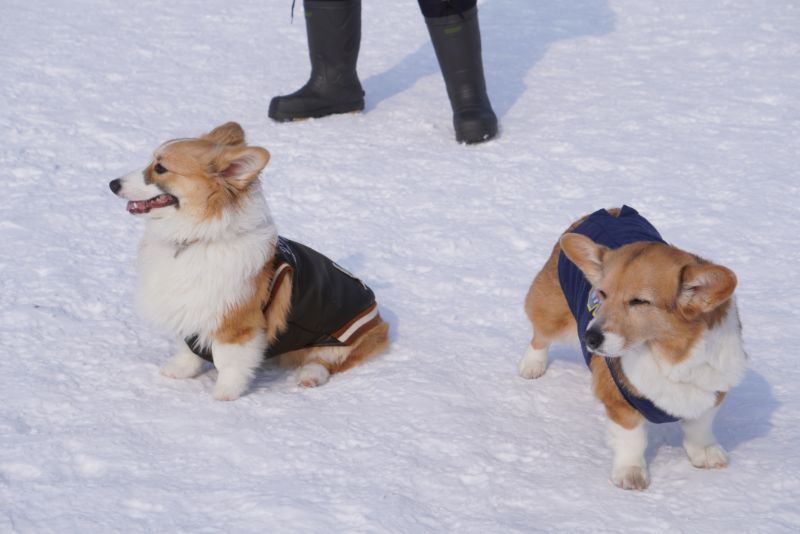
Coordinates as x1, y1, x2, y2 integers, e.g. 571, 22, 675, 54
1, 0, 799, 532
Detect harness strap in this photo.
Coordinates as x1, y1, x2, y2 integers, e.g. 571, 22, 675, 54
263, 261, 293, 312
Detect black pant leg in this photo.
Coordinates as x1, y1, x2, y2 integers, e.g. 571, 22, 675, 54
417, 0, 477, 18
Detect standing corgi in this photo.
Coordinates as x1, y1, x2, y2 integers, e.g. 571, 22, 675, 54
518, 206, 746, 489
109, 122, 388, 400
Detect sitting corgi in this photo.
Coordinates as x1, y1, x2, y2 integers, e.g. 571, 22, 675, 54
109, 122, 389, 400
518, 206, 746, 489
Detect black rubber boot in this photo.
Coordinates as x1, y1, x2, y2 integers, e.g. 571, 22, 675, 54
269, 0, 364, 122
425, 7, 498, 144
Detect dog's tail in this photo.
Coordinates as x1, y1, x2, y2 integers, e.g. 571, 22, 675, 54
332, 315, 390, 374
276, 315, 390, 374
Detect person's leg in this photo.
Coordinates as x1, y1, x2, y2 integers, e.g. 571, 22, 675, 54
269, 0, 364, 122
418, 0, 475, 18
419, 0, 498, 143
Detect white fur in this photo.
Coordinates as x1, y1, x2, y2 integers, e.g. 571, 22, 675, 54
292, 345, 352, 387
212, 331, 267, 401
586, 317, 626, 356
297, 363, 331, 388
682, 405, 729, 469
608, 420, 649, 490
123, 159, 277, 400
136, 185, 277, 348
160, 338, 206, 379
518, 344, 548, 379
116, 169, 165, 206
600, 331, 626, 356
619, 301, 746, 420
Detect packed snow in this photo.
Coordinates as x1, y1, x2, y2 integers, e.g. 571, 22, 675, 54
1, 0, 799, 532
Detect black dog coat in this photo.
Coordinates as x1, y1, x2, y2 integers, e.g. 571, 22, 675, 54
187, 237, 378, 362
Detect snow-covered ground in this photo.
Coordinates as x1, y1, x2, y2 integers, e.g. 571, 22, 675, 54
2, 0, 799, 531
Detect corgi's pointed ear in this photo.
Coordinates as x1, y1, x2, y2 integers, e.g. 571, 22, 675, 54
677, 263, 737, 320
559, 233, 608, 286
202, 122, 246, 146
215, 146, 270, 190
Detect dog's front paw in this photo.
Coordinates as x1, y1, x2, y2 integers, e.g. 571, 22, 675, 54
213, 369, 252, 401
160, 351, 205, 379
518, 346, 548, 379
686, 443, 729, 469
612, 466, 650, 490
297, 363, 330, 388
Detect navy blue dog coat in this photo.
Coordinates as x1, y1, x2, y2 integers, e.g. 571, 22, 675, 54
557, 206, 678, 424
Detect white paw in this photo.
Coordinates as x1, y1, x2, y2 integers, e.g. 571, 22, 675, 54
160, 351, 205, 379
212, 369, 252, 401
297, 363, 330, 388
686, 443, 729, 469
518, 346, 548, 379
612, 466, 650, 490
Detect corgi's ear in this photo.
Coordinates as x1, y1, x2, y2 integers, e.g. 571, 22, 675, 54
214, 146, 270, 190
559, 233, 608, 286
677, 263, 737, 320
202, 122, 246, 146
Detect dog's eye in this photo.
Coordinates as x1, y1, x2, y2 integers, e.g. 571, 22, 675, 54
629, 298, 650, 306
597, 290, 607, 299
154, 163, 168, 174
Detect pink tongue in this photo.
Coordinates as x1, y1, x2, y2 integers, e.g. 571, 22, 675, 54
126, 194, 176, 214
127, 200, 150, 214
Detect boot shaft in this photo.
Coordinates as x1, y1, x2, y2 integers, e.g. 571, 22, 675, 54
304, 0, 362, 85
425, 7, 498, 143
268, 0, 363, 121
425, 7, 490, 110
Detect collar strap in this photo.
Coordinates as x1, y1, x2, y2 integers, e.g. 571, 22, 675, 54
173, 239, 199, 258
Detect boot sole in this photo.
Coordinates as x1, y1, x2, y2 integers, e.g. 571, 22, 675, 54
456, 121, 498, 144
269, 99, 365, 123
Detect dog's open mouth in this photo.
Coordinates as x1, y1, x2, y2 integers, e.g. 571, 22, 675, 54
127, 194, 178, 215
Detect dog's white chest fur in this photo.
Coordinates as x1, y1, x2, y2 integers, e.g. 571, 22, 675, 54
136, 198, 276, 345
621, 302, 747, 420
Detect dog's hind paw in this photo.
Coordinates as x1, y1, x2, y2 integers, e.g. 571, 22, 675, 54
297, 363, 330, 388
160, 351, 205, 379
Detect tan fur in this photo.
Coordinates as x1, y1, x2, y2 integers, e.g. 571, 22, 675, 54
524, 208, 621, 349
333, 316, 390, 373
263, 270, 388, 378
522, 207, 742, 489
524, 243, 574, 349
149, 122, 385, 386
278, 316, 390, 375
147, 137, 269, 222
560, 238, 735, 365
704, 299, 732, 330
590, 356, 643, 430
201, 121, 246, 146
264, 269, 293, 345
677, 263, 738, 321
525, 207, 737, 416
214, 262, 275, 345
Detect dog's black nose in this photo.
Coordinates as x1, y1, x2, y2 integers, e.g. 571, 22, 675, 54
109, 179, 122, 194
585, 328, 605, 351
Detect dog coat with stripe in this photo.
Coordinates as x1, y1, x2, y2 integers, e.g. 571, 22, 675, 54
187, 236, 379, 362
557, 205, 678, 424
